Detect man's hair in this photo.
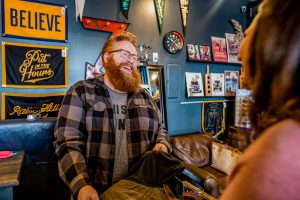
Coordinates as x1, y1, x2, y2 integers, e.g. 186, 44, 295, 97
102, 31, 137, 55
248, 0, 300, 134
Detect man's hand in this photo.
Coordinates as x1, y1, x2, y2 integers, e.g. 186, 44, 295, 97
152, 143, 168, 153
78, 185, 99, 200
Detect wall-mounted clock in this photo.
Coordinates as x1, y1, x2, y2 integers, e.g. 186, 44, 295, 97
163, 31, 184, 54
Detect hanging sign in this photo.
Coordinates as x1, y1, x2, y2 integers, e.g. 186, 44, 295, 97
2, 42, 68, 88
202, 100, 225, 139
2, 0, 68, 42
1, 93, 65, 120
75, 0, 86, 21
154, 0, 165, 33
120, 0, 131, 19
81, 16, 129, 35
179, 0, 190, 36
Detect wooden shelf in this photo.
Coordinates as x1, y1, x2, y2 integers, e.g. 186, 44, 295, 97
187, 59, 242, 66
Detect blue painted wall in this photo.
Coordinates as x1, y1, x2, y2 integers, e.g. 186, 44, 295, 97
0, 0, 248, 135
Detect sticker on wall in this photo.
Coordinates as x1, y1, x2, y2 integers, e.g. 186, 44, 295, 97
85, 62, 104, 79
202, 100, 225, 139
85, 49, 105, 80
154, 0, 165, 33
1, 0, 68, 42
1, 93, 65, 120
179, 0, 190, 36
120, 0, 131, 19
81, 16, 130, 35
2, 42, 68, 88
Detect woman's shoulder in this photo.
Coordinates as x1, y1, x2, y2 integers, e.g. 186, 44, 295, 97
264, 119, 300, 140
246, 119, 300, 158
222, 121, 300, 200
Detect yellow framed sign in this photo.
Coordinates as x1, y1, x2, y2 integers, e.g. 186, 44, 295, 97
2, 0, 68, 42
1, 93, 65, 120
2, 42, 68, 88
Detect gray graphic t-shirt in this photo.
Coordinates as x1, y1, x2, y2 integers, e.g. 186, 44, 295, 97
107, 87, 129, 183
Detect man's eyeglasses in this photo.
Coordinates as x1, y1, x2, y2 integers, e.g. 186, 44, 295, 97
108, 49, 138, 62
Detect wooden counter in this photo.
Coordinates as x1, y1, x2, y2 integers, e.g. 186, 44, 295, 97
0, 151, 24, 200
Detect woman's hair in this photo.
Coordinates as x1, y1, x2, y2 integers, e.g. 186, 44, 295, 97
249, 0, 300, 134
101, 31, 137, 56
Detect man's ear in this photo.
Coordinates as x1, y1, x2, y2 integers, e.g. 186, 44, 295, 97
103, 53, 109, 63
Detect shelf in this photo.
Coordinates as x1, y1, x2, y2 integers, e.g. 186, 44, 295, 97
187, 59, 242, 66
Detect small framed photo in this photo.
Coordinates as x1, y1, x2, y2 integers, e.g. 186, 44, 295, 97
211, 36, 228, 62
210, 73, 225, 96
225, 70, 239, 96
199, 45, 212, 61
185, 72, 204, 97
187, 44, 200, 61
225, 33, 241, 64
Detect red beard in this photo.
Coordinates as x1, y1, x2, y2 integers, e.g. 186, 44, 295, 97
104, 57, 141, 92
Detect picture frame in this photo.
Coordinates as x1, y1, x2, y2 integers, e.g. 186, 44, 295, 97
199, 45, 212, 61
187, 44, 200, 61
211, 36, 228, 62
210, 73, 225, 96
225, 70, 239, 96
225, 33, 241, 63
185, 72, 204, 97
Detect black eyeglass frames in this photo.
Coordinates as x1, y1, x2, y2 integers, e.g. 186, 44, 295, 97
107, 49, 138, 62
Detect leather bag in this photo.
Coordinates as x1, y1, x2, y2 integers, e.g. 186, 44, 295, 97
171, 134, 210, 167
211, 142, 241, 175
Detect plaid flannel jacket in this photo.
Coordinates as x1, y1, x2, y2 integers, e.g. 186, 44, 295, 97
54, 75, 171, 197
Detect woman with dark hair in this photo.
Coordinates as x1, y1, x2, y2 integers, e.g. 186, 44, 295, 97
221, 0, 300, 199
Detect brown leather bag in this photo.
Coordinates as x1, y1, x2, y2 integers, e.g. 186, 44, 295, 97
171, 134, 211, 167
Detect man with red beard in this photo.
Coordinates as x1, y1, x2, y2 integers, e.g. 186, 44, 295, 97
54, 31, 171, 200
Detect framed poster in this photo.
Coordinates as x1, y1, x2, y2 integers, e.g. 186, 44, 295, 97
225, 33, 241, 63
187, 44, 200, 61
199, 45, 212, 61
2, 0, 68, 42
225, 70, 239, 96
185, 72, 204, 97
211, 36, 228, 62
2, 42, 68, 88
210, 73, 225, 96
1, 93, 65, 120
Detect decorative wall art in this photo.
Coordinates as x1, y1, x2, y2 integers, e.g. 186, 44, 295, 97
2, 42, 68, 88
211, 36, 228, 62
179, 0, 190, 36
210, 73, 225, 96
199, 45, 212, 61
205, 73, 225, 96
85, 62, 104, 79
187, 44, 200, 61
75, 0, 85, 21
154, 0, 165, 33
225, 33, 241, 63
1, 93, 65, 120
225, 70, 239, 96
185, 72, 204, 97
81, 16, 129, 34
2, 0, 68, 42
120, 0, 131, 19
202, 101, 225, 139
